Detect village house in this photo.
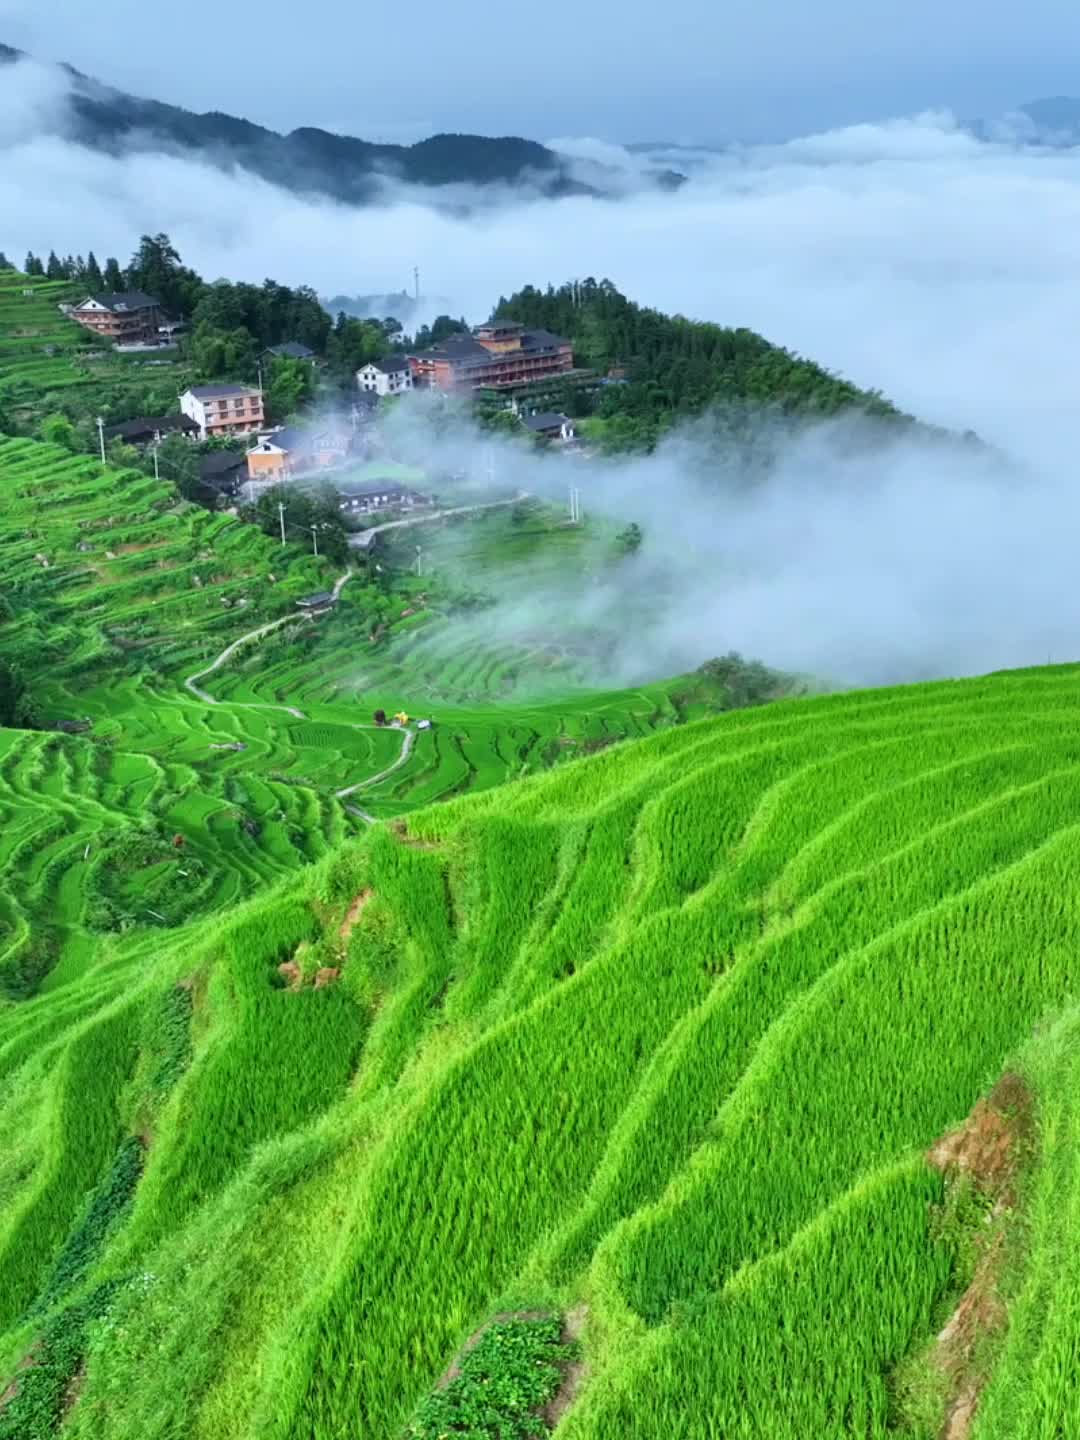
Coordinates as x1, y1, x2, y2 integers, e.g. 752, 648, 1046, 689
520, 411, 576, 442
295, 591, 337, 614
199, 450, 248, 500
357, 356, 413, 397
336, 479, 432, 516
180, 384, 265, 440
408, 321, 574, 392
70, 291, 164, 345
103, 414, 199, 447
261, 342, 317, 364
245, 422, 352, 482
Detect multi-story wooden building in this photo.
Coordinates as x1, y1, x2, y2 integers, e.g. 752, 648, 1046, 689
409, 321, 573, 392
179, 384, 265, 440
70, 291, 164, 345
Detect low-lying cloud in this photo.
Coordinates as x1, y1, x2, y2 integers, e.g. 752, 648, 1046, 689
6, 55, 1080, 687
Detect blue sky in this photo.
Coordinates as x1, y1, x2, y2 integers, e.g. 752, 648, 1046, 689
6, 0, 1080, 142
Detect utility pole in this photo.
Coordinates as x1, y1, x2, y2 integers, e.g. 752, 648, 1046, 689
569, 486, 581, 524
413, 266, 420, 301
310, 526, 319, 558
152, 430, 161, 482
415, 545, 423, 577
96, 415, 105, 464
278, 500, 286, 547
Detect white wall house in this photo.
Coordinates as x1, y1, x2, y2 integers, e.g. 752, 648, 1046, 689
357, 357, 413, 397
179, 384, 265, 440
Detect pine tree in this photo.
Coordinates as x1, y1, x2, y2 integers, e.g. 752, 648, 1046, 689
84, 252, 104, 292
24, 252, 45, 277
0, 253, 13, 271
45, 250, 65, 280
102, 257, 124, 292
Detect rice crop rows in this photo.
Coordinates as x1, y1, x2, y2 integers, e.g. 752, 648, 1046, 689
3, 663, 1080, 1436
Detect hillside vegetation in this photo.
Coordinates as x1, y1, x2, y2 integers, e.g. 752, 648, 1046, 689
3, 664, 1080, 1436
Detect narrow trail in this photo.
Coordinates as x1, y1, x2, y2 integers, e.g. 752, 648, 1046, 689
335, 727, 415, 800
348, 492, 528, 550
181, 568, 414, 824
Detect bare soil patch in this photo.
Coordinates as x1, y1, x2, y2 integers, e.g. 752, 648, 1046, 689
925, 1073, 1034, 1440
61, 1359, 86, 1421
277, 960, 303, 991
0, 1345, 41, 1412
389, 819, 441, 851
544, 1303, 589, 1428
338, 889, 373, 943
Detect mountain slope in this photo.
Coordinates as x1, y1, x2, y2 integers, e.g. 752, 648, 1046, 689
0, 43, 683, 201
3, 662, 1080, 1436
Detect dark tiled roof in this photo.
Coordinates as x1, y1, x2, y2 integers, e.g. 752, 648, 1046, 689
521, 411, 570, 431
297, 592, 335, 607
200, 451, 247, 481
265, 342, 315, 359
521, 328, 569, 351
263, 426, 308, 451
413, 327, 570, 371
187, 384, 261, 399
104, 414, 198, 442
368, 355, 410, 374
79, 291, 160, 312
337, 479, 412, 497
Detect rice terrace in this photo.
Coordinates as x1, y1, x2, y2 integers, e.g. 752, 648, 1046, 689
1, 235, 1079, 1440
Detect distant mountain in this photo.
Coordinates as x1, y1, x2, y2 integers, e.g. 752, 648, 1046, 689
0, 42, 684, 203
972, 95, 1080, 145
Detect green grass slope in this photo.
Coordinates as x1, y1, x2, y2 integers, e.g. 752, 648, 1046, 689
0, 436, 706, 1001
4, 663, 1080, 1436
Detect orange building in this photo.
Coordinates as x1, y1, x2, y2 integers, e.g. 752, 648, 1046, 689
245, 424, 351, 482
409, 321, 573, 391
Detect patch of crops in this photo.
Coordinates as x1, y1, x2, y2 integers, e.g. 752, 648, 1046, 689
0, 665, 1075, 1436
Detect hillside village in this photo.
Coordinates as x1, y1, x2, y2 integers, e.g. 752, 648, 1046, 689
0, 246, 607, 566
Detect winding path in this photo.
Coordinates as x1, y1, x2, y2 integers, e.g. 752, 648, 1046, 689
182, 567, 412, 824
348, 492, 528, 551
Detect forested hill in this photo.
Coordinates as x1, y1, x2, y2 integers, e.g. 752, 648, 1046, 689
493, 279, 955, 451
0, 44, 681, 203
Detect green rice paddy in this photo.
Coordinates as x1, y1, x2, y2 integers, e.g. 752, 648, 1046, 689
2, 296, 1078, 1437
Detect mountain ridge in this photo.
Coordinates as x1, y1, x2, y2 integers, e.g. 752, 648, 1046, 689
0, 41, 685, 202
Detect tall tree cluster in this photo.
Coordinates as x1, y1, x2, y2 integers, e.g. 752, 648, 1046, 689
492, 279, 914, 449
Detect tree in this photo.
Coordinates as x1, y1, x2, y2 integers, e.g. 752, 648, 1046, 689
0, 253, 13, 271
252, 484, 348, 564
84, 252, 104, 293
24, 252, 44, 277
127, 233, 203, 315
0, 661, 34, 729
45, 251, 65, 280
102, 257, 125, 292
39, 414, 78, 452
152, 433, 220, 508
616, 522, 643, 554
265, 356, 315, 423
188, 321, 257, 380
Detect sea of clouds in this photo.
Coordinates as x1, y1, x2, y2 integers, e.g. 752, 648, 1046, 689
6, 56, 1080, 686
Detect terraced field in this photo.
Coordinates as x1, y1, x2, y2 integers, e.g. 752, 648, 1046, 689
0, 271, 191, 425
0, 434, 704, 1006
3, 663, 1080, 1437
